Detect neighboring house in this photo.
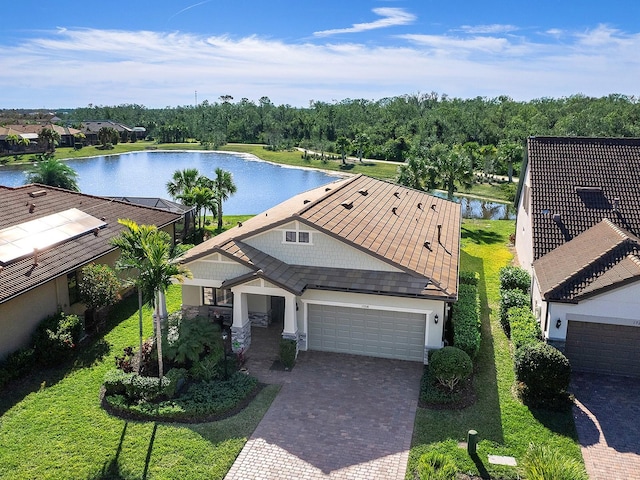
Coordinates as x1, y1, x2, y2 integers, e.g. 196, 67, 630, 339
0, 124, 82, 151
515, 136, 640, 377
81, 121, 134, 144
107, 196, 196, 241
180, 174, 461, 364
0, 184, 181, 360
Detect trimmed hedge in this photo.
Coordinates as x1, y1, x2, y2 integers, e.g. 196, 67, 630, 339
508, 306, 542, 351
459, 270, 479, 286
452, 283, 481, 358
279, 338, 297, 369
430, 346, 473, 392
499, 265, 531, 293
499, 289, 530, 335
515, 343, 572, 410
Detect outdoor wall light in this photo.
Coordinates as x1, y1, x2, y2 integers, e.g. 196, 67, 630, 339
434, 314, 439, 324
556, 318, 562, 329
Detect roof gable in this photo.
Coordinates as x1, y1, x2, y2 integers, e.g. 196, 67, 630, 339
533, 218, 640, 302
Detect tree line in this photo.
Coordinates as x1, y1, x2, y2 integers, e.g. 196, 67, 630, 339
58, 93, 640, 163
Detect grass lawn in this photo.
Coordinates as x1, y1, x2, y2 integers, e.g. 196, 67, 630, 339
407, 219, 582, 479
0, 285, 278, 480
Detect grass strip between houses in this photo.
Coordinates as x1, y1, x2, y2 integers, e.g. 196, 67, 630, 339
407, 219, 582, 479
0, 286, 279, 480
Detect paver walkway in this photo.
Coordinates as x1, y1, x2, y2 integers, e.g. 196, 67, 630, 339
226, 326, 423, 480
571, 372, 640, 480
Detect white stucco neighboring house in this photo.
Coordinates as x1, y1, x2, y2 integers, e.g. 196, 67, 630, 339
180, 174, 461, 364
515, 136, 640, 377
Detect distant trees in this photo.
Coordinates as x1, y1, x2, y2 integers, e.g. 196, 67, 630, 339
26, 158, 80, 191
98, 127, 119, 148
38, 127, 60, 152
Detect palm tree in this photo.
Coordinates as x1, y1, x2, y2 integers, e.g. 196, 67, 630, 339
336, 136, 350, 165
213, 168, 237, 231
166, 168, 201, 200
26, 158, 80, 191
427, 144, 474, 200
38, 127, 60, 152
111, 219, 191, 378
178, 184, 216, 232
497, 141, 524, 183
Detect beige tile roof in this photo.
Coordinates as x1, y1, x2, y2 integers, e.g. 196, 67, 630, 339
0, 185, 181, 303
182, 175, 461, 300
533, 219, 640, 302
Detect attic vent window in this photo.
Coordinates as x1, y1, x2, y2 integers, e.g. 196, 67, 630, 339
29, 190, 47, 198
574, 186, 603, 193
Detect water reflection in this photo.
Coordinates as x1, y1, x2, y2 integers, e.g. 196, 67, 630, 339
433, 191, 515, 220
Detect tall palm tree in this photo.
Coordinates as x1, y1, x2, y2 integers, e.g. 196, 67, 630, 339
166, 168, 201, 200
26, 158, 80, 191
178, 184, 216, 232
427, 144, 474, 200
111, 219, 191, 378
213, 167, 237, 231
38, 127, 61, 152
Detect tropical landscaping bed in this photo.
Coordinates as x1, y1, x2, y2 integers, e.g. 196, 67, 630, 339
0, 285, 279, 480
407, 219, 584, 479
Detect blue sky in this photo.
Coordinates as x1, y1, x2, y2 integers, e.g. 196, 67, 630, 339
2, 0, 639, 108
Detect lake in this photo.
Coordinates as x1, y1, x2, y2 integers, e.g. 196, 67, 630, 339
0, 150, 515, 219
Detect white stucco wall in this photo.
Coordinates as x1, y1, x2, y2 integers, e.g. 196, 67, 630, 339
245, 221, 401, 271
515, 163, 534, 271
543, 281, 640, 340
300, 289, 444, 349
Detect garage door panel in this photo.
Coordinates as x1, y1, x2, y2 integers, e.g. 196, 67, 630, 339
308, 304, 426, 362
566, 321, 640, 377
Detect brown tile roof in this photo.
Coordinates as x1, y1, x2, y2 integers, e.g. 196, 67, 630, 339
526, 136, 640, 260
533, 219, 640, 302
0, 185, 181, 303
182, 175, 461, 300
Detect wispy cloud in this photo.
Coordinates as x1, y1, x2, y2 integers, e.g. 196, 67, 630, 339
0, 24, 639, 108
459, 24, 518, 34
313, 7, 416, 37
168, 0, 213, 21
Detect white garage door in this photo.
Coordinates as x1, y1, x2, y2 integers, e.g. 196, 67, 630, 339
308, 304, 426, 362
565, 321, 640, 377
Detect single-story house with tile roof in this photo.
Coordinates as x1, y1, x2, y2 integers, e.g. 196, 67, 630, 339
180, 174, 461, 363
0, 184, 181, 360
515, 136, 640, 377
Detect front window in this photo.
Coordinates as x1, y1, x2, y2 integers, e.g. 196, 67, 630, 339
285, 231, 297, 243
283, 229, 312, 244
67, 271, 79, 305
203, 287, 233, 306
298, 231, 310, 243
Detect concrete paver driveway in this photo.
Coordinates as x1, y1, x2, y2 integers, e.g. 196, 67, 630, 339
571, 372, 640, 480
225, 350, 423, 480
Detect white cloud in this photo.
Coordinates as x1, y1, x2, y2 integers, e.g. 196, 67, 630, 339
459, 24, 518, 34
313, 7, 416, 37
0, 25, 639, 108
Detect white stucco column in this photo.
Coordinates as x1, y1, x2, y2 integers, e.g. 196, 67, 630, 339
281, 293, 299, 356
230, 290, 251, 353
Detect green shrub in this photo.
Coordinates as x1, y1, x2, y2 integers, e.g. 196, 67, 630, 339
279, 338, 297, 369
522, 444, 588, 480
103, 369, 135, 395
416, 451, 457, 480
499, 265, 531, 293
508, 306, 542, 351
452, 283, 481, 358
430, 347, 472, 392
190, 353, 221, 381
164, 368, 188, 398
0, 347, 36, 387
459, 270, 479, 286
126, 374, 170, 401
499, 289, 529, 335
32, 312, 83, 365
515, 343, 571, 410
78, 263, 120, 311
164, 314, 222, 366
420, 366, 465, 405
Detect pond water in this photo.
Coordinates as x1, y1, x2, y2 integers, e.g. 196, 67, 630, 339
0, 151, 515, 219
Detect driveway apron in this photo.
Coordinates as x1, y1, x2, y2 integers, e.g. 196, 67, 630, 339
571, 372, 640, 480
225, 350, 423, 480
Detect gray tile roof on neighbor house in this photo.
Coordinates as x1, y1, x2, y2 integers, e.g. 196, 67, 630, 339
533, 219, 640, 302
525, 136, 640, 261
0, 185, 181, 304
182, 174, 461, 300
